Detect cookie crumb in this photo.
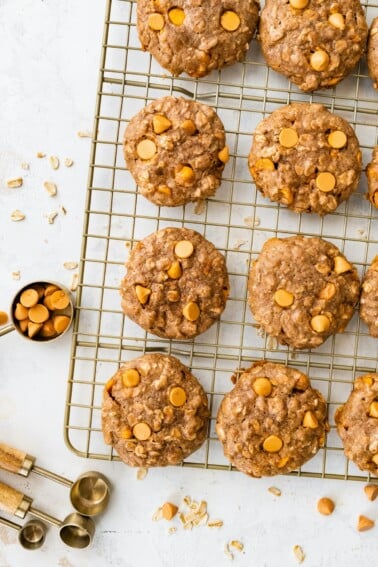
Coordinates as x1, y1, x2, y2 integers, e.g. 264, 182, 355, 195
364, 484, 378, 502
293, 545, 305, 563
268, 486, 281, 497
194, 200, 206, 215
244, 216, 260, 228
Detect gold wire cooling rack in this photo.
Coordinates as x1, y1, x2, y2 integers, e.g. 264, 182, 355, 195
65, 0, 378, 481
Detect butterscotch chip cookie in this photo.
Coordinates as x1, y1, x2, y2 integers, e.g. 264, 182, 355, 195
360, 256, 378, 337
248, 103, 362, 215
335, 374, 378, 476
366, 147, 378, 208
259, 0, 368, 92
248, 236, 360, 350
121, 227, 229, 339
216, 361, 328, 477
102, 354, 210, 467
124, 97, 228, 207
367, 17, 378, 89
136, 0, 259, 78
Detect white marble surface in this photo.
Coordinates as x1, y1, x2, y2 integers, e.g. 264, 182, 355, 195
0, 1, 378, 566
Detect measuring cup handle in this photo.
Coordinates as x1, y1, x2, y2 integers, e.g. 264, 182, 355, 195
0, 481, 30, 518
0, 442, 34, 476
0, 324, 15, 337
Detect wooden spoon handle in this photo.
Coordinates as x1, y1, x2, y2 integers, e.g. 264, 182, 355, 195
0, 481, 31, 518
0, 442, 34, 476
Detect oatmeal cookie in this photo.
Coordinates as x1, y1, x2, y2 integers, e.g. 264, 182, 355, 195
137, 0, 259, 78
248, 103, 362, 215
360, 256, 378, 337
366, 146, 378, 208
124, 97, 228, 207
120, 227, 229, 339
367, 17, 378, 90
248, 236, 360, 350
259, 0, 368, 92
102, 353, 210, 467
335, 374, 378, 476
216, 361, 328, 477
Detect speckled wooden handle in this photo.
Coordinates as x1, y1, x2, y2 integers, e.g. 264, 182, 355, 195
0, 443, 27, 475
0, 481, 25, 515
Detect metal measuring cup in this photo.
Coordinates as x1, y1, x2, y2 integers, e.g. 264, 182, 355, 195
0, 280, 74, 342
0, 442, 111, 516
0, 480, 95, 549
0, 516, 46, 550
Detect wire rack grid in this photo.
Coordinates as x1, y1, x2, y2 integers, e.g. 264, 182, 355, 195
65, 0, 378, 481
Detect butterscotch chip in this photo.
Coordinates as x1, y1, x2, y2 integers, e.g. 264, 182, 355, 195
248, 103, 361, 215
52, 315, 71, 334
136, 139, 157, 160
357, 515, 375, 532
220, 11, 240, 32
18, 318, 29, 333
162, 502, 178, 520
335, 374, 378, 475
317, 497, 335, 515
121, 227, 228, 340
252, 377, 272, 397
274, 289, 294, 307
28, 304, 50, 324
137, 0, 259, 78
368, 18, 378, 90
169, 387, 187, 407
279, 128, 298, 148
364, 484, 378, 502
259, 0, 367, 92
43, 295, 55, 311
14, 303, 28, 321
102, 353, 210, 466
40, 319, 57, 338
0, 311, 8, 326
50, 290, 70, 310
303, 411, 319, 429
167, 261, 182, 280
122, 368, 141, 388
248, 236, 360, 349
44, 284, 60, 296
369, 402, 378, 418
27, 322, 43, 338
216, 361, 328, 477
218, 146, 229, 163
148, 13, 165, 31
20, 288, 39, 308
366, 147, 378, 208
124, 96, 227, 206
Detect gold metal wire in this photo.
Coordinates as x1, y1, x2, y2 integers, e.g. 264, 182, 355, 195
64, 0, 378, 481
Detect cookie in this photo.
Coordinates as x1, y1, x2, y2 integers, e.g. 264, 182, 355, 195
124, 97, 228, 207
248, 236, 360, 350
248, 103, 362, 215
102, 353, 210, 467
367, 17, 378, 90
216, 361, 328, 477
259, 0, 368, 92
335, 374, 378, 476
136, 0, 259, 78
121, 227, 229, 339
360, 256, 378, 337
366, 146, 378, 208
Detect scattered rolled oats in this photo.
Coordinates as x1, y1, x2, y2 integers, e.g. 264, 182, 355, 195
244, 216, 260, 228
11, 271, 21, 280
293, 545, 305, 563
152, 507, 163, 522
168, 527, 177, 535
232, 239, 248, 250
60, 205, 67, 215
63, 261, 78, 271
7, 177, 23, 188
64, 158, 74, 167
70, 273, 79, 292
49, 155, 60, 170
44, 181, 57, 196
230, 540, 244, 552
136, 467, 148, 480
77, 130, 93, 138
179, 497, 209, 530
268, 486, 282, 497
21, 162, 30, 170
224, 543, 234, 561
194, 200, 206, 215
207, 519, 223, 528
10, 210, 25, 222
46, 211, 58, 225
36, 152, 46, 158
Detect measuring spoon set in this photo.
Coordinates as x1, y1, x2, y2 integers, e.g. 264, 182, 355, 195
0, 442, 111, 550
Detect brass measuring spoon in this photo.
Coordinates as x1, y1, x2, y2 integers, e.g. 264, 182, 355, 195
0, 516, 46, 550
0, 480, 95, 549
0, 442, 110, 516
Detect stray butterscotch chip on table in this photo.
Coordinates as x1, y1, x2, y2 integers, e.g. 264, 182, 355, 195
0, 311, 9, 326
317, 497, 335, 515
357, 515, 375, 532
364, 484, 378, 501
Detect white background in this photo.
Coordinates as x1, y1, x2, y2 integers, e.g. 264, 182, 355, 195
0, 1, 378, 566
